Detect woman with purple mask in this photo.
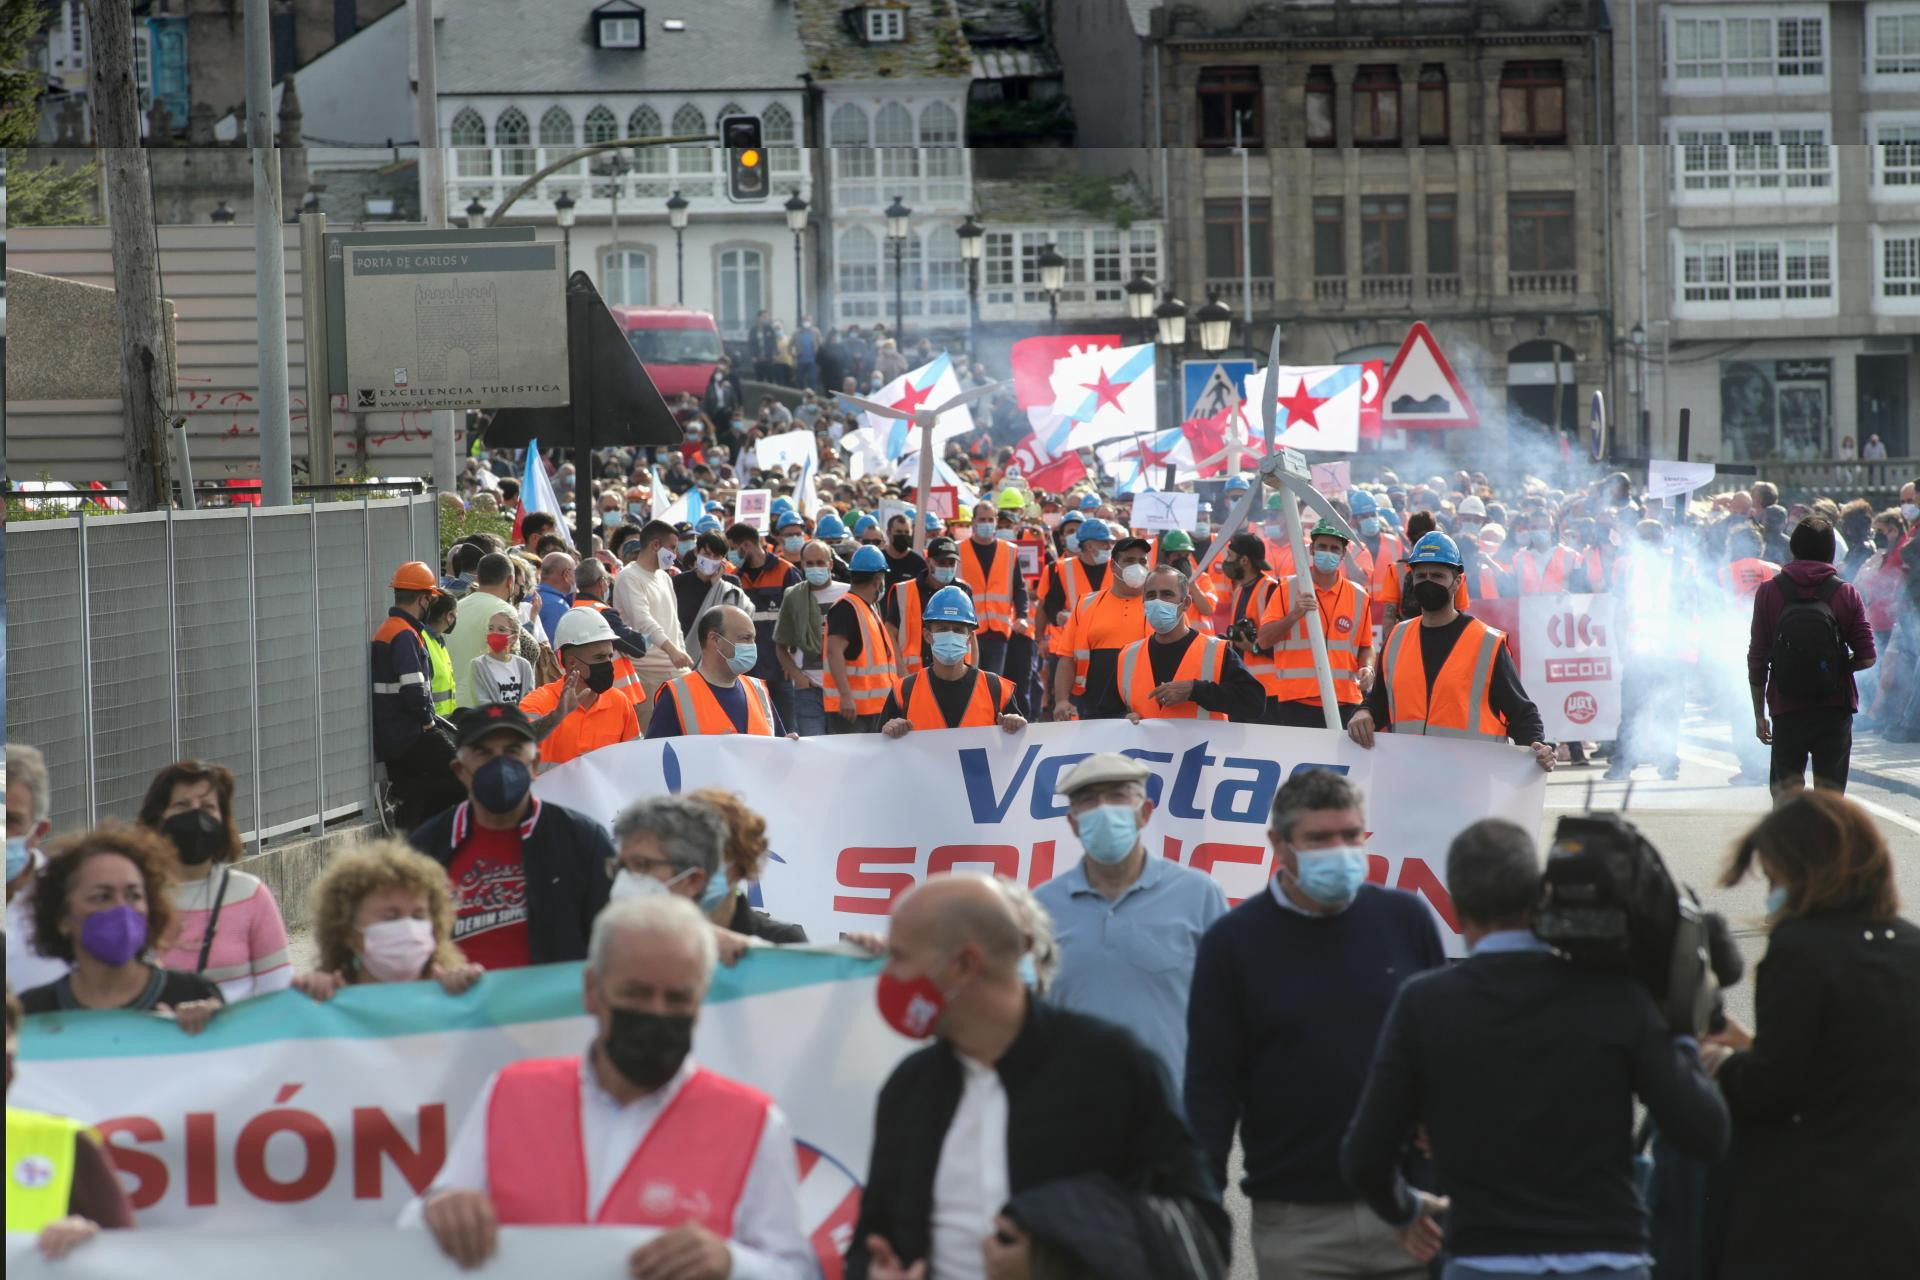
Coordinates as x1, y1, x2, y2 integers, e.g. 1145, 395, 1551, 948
15, 823, 224, 1032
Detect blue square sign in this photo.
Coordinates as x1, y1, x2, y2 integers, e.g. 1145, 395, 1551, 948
1182, 360, 1256, 421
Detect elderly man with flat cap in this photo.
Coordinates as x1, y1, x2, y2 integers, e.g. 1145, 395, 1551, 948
848, 873, 1227, 1280
1032, 753, 1226, 1100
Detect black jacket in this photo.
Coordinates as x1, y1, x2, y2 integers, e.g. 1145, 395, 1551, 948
724, 894, 806, 944
1004, 1172, 1227, 1280
845, 997, 1227, 1279
1340, 949, 1729, 1259
1716, 913, 1920, 1278
409, 798, 612, 965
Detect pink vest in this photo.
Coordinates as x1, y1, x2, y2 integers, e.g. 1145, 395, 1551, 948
485, 1057, 769, 1233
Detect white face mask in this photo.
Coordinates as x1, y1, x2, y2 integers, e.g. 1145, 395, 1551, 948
359, 918, 437, 983
610, 866, 693, 902
1119, 562, 1149, 589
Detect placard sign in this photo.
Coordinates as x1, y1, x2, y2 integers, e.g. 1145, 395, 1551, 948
735, 488, 771, 532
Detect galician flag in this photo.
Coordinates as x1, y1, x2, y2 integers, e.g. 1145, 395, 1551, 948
1240, 364, 1364, 453
1096, 427, 1198, 492
514, 441, 564, 543
849, 352, 975, 461
1044, 343, 1159, 451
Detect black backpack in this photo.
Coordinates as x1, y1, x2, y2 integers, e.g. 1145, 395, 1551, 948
1768, 573, 1847, 701
1533, 813, 1714, 1036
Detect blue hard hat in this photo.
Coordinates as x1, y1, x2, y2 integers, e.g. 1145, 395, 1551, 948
852, 513, 880, 536
924, 511, 945, 533
1060, 509, 1085, 526
1224, 476, 1252, 493
1347, 489, 1379, 516
695, 515, 723, 534
815, 512, 848, 540
849, 544, 888, 574
771, 496, 795, 515
775, 511, 805, 531
1075, 518, 1113, 543
1406, 531, 1463, 568
924, 584, 978, 627
1077, 493, 1100, 510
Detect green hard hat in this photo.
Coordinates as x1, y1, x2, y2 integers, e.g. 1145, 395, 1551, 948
1160, 529, 1195, 553
1310, 518, 1351, 543
1266, 492, 1288, 510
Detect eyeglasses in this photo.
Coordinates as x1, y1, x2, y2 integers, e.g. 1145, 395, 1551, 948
606, 855, 680, 881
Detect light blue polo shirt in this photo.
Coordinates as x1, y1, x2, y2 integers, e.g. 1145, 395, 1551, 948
1033, 853, 1229, 1100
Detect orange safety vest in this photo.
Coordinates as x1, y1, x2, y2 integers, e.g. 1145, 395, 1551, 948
1512, 546, 1572, 595
1722, 557, 1780, 598
518, 677, 641, 765
824, 590, 899, 715
901, 668, 1011, 730
1231, 574, 1282, 695
571, 599, 648, 709
1118, 634, 1228, 720
893, 578, 927, 675
959, 538, 1018, 636
1363, 529, 1405, 602
663, 671, 776, 735
1050, 556, 1098, 619
1471, 562, 1501, 603
1382, 617, 1509, 742
1267, 574, 1371, 706
1056, 588, 1150, 697
485, 1058, 769, 1232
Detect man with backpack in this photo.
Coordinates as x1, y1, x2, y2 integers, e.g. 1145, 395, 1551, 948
1748, 517, 1877, 794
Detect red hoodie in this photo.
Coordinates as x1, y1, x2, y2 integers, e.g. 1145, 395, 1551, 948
1747, 559, 1876, 715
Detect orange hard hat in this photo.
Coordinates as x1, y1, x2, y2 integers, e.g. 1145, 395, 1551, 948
390, 561, 440, 592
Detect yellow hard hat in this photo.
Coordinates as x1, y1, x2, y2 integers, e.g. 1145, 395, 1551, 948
996, 488, 1028, 511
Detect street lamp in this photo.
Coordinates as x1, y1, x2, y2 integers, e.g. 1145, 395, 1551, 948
957, 215, 984, 353
1153, 292, 1188, 434
210, 200, 235, 224
1038, 243, 1067, 331
301, 188, 321, 214
1195, 295, 1233, 355
554, 189, 576, 274
666, 189, 690, 306
1124, 269, 1156, 337
591, 150, 632, 300
785, 190, 809, 331
885, 195, 912, 345
465, 197, 486, 226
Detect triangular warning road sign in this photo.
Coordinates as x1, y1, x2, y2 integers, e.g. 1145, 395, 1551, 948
1380, 322, 1479, 429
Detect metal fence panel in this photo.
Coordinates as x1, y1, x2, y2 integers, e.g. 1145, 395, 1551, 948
5, 494, 440, 845
5, 525, 89, 834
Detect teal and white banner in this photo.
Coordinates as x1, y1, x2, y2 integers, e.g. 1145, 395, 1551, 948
536, 721, 1549, 952
12, 951, 901, 1270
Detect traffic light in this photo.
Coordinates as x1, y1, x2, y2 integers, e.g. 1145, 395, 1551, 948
721, 115, 767, 202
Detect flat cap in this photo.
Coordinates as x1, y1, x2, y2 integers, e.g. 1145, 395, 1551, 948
1054, 752, 1151, 797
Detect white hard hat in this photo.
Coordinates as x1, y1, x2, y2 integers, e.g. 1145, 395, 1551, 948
552, 606, 616, 650
1457, 495, 1487, 518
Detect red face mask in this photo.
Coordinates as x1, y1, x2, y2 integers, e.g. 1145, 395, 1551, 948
486, 632, 513, 654
875, 969, 948, 1040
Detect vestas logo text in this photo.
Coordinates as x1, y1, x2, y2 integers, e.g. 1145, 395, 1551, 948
957, 741, 1347, 826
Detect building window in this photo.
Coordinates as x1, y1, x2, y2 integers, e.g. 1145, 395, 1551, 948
603, 249, 650, 306
1204, 199, 1272, 279
716, 248, 765, 338
1680, 233, 1834, 310
496, 107, 534, 177
1090, 229, 1124, 301
1883, 233, 1920, 296
132, 27, 152, 109
1352, 65, 1400, 146
1312, 198, 1344, 277
1876, 122, 1920, 187
1197, 66, 1262, 148
838, 226, 880, 295
983, 231, 1015, 301
1499, 62, 1565, 143
1508, 194, 1573, 272
1418, 65, 1448, 144
1360, 197, 1409, 274
1670, 13, 1825, 83
583, 105, 618, 144
629, 106, 668, 186
926, 226, 967, 296
598, 16, 640, 48
1305, 66, 1335, 147
672, 104, 712, 181
1677, 124, 1831, 193
866, 6, 905, 41
1873, 6, 1920, 75
1426, 195, 1457, 275
1682, 240, 1731, 302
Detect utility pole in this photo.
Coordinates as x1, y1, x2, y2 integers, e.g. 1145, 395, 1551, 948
414, 0, 458, 494
84, 0, 172, 510
245, 0, 292, 507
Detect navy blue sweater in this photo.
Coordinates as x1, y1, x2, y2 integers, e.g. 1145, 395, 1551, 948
1184, 882, 1445, 1202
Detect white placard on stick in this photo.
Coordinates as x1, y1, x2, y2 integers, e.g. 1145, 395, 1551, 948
1130, 490, 1201, 532
1311, 461, 1351, 496
735, 488, 772, 531
1646, 460, 1716, 499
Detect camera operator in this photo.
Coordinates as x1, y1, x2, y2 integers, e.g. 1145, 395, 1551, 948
1341, 818, 1729, 1280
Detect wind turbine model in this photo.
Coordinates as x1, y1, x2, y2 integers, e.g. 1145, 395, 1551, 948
836, 380, 1006, 553
1195, 329, 1358, 731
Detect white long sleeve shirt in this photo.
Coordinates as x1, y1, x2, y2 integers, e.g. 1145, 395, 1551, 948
402, 1055, 816, 1280
613, 560, 684, 683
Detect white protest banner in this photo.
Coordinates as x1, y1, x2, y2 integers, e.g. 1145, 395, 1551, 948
1129, 490, 1200, 532
537, 722, 1547, 953
1646, 460, 1716, 500
735, 488, 772, 532
1518, 593, 1622, 740
4, 1227, 663, 1280
1311, 461, 1351, 497
11, 952, 897, 1272
755, 429, 819, 476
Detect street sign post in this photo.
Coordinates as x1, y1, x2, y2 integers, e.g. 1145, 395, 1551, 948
342, 240, 569, 412
1380, 321, 1479, 429
1182, 359, 1256, 420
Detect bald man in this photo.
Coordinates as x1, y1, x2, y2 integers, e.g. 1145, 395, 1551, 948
847, 875, 1227, 1280
535, 551, 578, 646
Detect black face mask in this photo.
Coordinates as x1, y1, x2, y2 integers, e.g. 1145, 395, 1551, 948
585, 660, 616, 694
1410, 580, 1452, 613
162, 809, 226, 866
471, 755, 532, 813
890, 533, 913, 554
601, 1006, 695, 1091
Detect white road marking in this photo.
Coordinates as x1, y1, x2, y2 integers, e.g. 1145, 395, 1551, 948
1670, 747, 1920, 838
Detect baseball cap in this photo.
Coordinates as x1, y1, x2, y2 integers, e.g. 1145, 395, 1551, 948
454, 703, 538, 751
925, 536, 960, 560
